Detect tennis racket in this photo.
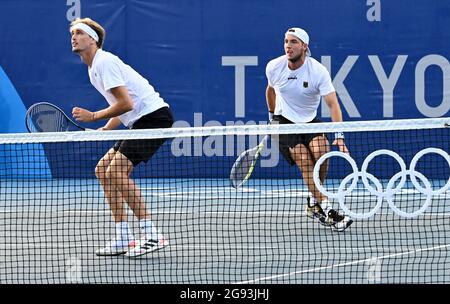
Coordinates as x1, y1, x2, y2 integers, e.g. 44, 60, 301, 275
230, 135, 268, 189
25, 102, 91, 132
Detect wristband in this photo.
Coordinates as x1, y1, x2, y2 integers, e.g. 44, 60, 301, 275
268, 112, 274, 121
334, 132, 345, 140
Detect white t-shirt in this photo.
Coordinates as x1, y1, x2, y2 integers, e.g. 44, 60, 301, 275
265, 55, 335, 123
88, 49, 169, 128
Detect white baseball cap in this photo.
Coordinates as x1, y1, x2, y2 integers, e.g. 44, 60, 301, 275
285, 27, 311, 56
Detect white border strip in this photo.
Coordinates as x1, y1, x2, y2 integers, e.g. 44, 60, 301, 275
1, 117, 448, 144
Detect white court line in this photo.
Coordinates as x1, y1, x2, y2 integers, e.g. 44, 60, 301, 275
234, 243, 450, 284
140, 186, 179, 191
0, 210, 111, 214
1, 209, 450, 217
0, 211, 312, 217
4, 188, 448, 201
147, 195, 305, 199
141, 186, 232, 191
142, 186, 260, 192
142, 188, 449, 196
143, 189, 262, 196
2, 242, 447, 253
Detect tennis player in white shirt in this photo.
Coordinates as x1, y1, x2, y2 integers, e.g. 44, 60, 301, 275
70, 18, 174, 256
266, 27, 353, 231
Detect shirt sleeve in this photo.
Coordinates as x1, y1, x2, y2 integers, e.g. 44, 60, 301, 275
265, 62, 274, 87
317, 65, 335, 96
99, 58, 126, 91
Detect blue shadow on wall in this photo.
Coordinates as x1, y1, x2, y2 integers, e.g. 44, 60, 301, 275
0, 66, 52, 178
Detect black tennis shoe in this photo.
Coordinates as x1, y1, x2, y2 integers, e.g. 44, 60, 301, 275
327, 209, 354, 232
305, 197, 332, 227
305, 197, 353, 231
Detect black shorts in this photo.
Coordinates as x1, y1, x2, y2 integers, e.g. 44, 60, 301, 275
113, 107, 174, 166
272, 115, 328, 166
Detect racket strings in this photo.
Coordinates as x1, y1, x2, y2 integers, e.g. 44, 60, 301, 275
26, 103, 81, 132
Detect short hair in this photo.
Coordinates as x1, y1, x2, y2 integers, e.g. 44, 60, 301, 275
70, 18, 105, 48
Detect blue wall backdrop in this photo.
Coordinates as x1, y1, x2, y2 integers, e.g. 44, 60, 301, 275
0, 0, 449, 178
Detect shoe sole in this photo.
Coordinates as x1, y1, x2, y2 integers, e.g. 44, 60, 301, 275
95, 240, 138, 256
95, 251, 127, 257
331, 219, 354, 232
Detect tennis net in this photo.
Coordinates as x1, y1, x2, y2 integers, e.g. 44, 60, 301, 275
0, 117, 449, 283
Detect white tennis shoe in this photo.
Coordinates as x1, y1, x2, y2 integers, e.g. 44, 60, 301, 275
125, 235, 169, 258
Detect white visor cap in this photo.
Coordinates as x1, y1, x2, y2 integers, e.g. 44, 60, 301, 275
285, 27, 311, 56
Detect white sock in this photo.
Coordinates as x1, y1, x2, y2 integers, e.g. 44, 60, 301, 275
139, 219, 159, 240
116, 222, 134, 242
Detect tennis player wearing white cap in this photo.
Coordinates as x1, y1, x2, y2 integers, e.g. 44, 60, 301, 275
265, 27, 353, 231
70, 18, 173, 256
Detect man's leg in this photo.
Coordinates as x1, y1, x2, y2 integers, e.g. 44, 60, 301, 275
292, 136, 353, 231
308, 135, 330, 185
289, 141, 328, 203
94, 149, 136, 256
105, 151, 149, 220
106, 151, 168, 257
95, 148, 129, 222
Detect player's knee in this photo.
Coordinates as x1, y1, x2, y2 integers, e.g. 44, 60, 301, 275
105, 167, 114, 180
310, 140, 329, 157
95, 163, 108, 181
312, 136, 329, 151
297, 149, 310, 162
105, 166, 123, 181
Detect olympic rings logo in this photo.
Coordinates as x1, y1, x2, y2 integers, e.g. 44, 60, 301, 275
313, 148, 450, 219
